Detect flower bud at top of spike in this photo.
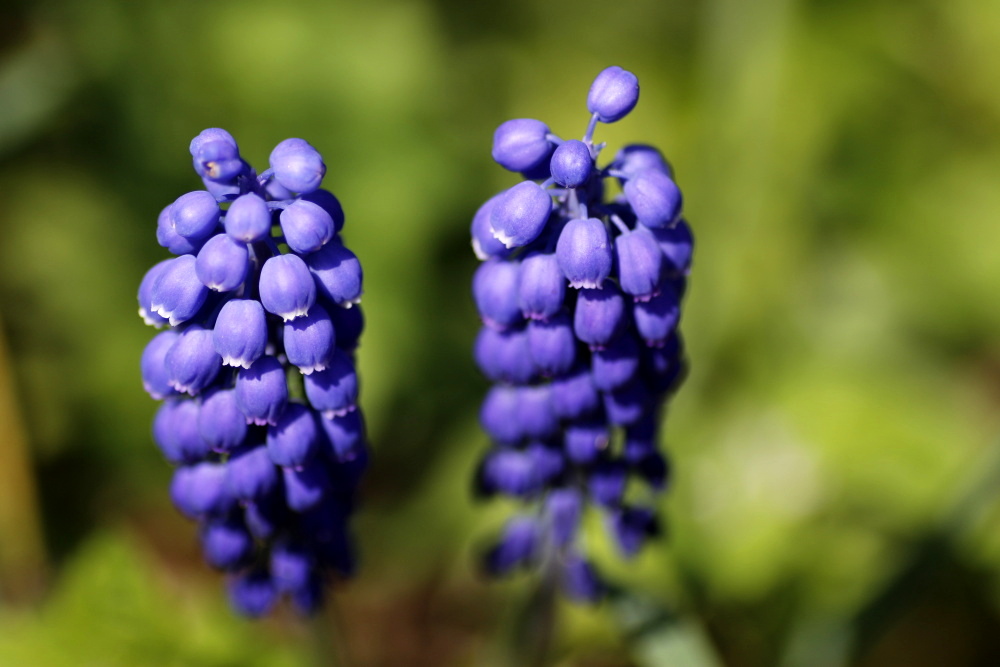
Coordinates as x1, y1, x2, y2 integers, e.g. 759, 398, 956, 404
170, 191, 221, 239
284, 304, 335, 375
299, 189, 345, 234
199, 388, 248, 453
150, 255, 209, 326
550, 139, 592, 188
470, 193, 512, 260
170, 462, 234, 519
573, 282, 627, 349
196, 233, 250, 292
612, 144, 673, 179
266, 403, 319, 469
652, 218, 693, 276
269, 138, 326, 194
472, 258, 522, 330
517, 252, 565, 320
303, 350, 358, 418
214, 299, 268, 369
229, 570, 277, 618
165, 324, 221, 396
138, 260, 172, 327
235, 356, 288, 426
489, 181, 552, 249
491, 119, 552, 173
305, 241, 363, 307
556, 217, 612, 289
200, 516, 254, 571
225, 192, 272, 243
623, 170, 682, 229
587, 66, 639, 123
485, 516, 541, 575
226, 444, 280, 501
527, 314, 576, 377
615, 226, 664, 301
141, 330, 180, 399
193, 141, 244, 183
157, 205, 202, 256
260, 254, 316, 321
190, 128, 237, 155
282, 465, 329, 512
280, 199, 335, 255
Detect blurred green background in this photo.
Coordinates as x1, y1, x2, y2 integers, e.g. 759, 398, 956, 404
1, 0, 999, 664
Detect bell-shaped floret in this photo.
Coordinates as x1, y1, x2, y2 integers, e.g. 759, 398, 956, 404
228, 569, 277, 618
633, 285, 680, 346
587, 66, 639, 123
479, 385, 521, 444
556, 217, 612, 289
170, 462, 234, 519
573, 283, 627, 349
474, 325, 535, 384
235, 356, 288, 426
517, 384, 558, 440
603, 378, 650, 426
470, 193, 512, 260
491, 119, 552, 173
299, 189, 345, 234
651, 218, 693, 276
588, 459, 628, 507
200, 515, 254, 570
157, 205, 203, 255
141, 330, 179, 399
489, 181, 552, 249
484, 516, 541, 575
527, 314, 576, 377
196, 233, 250, 292
226, 443, 279, 502
517, 252, 565, 320
591, 332, 640, 391
550, 139, 592, 188
152, 399, 211, 464
214, 299, 267, 369
609, 506, 660, 558
284, 304, 336, 375
165, 324, 221, 396
150, 255, 209, 326
270, 541, 313, 593
305, 241, 363, 307
266, 403, 319, 468
260, 254, 316, 321
623, 170, 682, 229
280, 199, 335, 254
198, 388, 248, 453
550, 367, 600, 420
282, 465, 329, 512
615, 226, 663, 301
623, 412, 658, 464
329, 303, 364, 352
545, 488, 583, 547
560, 552, 603, 603
170, 190, 221, 239
564, 418, 609, 464
303, 350, 358, 418
319, 410, 366, 461
479, 450, 541, 498
269, 138, 326, 194
138, 259, 172, 327
472, 258, 521, 330
224, 192, 271, 243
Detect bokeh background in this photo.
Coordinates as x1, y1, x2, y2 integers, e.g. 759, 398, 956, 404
1, 0, 999, 665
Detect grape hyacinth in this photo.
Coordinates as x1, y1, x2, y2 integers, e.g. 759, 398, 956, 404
139, 129, 368, 617
472, 67, 692, 601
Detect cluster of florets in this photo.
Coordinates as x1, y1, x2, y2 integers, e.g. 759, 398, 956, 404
138, 128, 367, 616
471, 67, 693, 601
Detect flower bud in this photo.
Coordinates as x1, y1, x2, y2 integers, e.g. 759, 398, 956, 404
303, 350, 358, 418
198, 388, 248, 453
152, 399, 211, 464
588, 459, 627, 507
479, 385, 522, 444
282, 465, 329, 512
260, 254, 316, 321
329, 303, 364, 352
319, 410, 365, 461
280, 199, 335, 254
170, 190, 221, 239
299, 189, 345, 234
235, 356, 288, 425
480, 451, 540, 498
196, 233, 250, 292
305, 241, 363, 307
633, 285, 680, 346
284, 304, 335, 374
545, 489, 582, 547
556, 217, 612, 289
165, 324, 221, 396
266, 403, 319, 468
141, 330, 180, 399
518, 384, 558, 440
573, 283, 627, 349
224, 193, 271, 243
201, 516, 254, 570
269, 138, 326, 194
564, 419, 610, 464
271, 541, 313, 593
560, 552, 603, 602
214, 298, 268, 369
474, 325, 535, 384
226, 444, 279, 501
492, 119, 552, 173
473, 258, 522, 331
170, 462, 234, 519
550, 367, 600, 420
624, 170, 682, 229
609, 506, 659, 557
484, 516, 541, 575
612, 144, 673, 179
518, 252, 565, 320
527, 314, 576, 377
470, 193, 512, 260
550, 139, 592, 188
615, 226, 663, 301
228, 570, 277, 618
490, 181, 552, 249
591, 332, 640, 391
587, 66, 639, 123
150, 255, 209, 326
190, 128, 244, 183
651, 218, 693, 276
138, 259, 172, 327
